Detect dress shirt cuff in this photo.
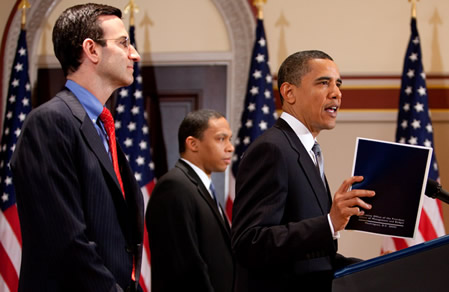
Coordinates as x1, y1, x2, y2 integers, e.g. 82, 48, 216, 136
327, 214, 340, 239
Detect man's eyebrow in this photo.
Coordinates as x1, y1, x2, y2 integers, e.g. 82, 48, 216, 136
315, 76, 343, 84
316, 76, 330, 82
216, 132, 231, 137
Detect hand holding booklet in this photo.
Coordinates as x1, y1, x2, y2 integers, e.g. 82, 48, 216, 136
345, 137, 432, 238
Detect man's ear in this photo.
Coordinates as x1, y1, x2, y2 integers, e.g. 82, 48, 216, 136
82, 38, 100, 64
185, 136, 199, 152
280, 82, 296, 105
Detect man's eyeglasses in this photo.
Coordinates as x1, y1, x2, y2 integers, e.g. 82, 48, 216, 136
96, 36, 131, 49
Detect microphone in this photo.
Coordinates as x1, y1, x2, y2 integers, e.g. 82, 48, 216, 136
425, 178, 449, 205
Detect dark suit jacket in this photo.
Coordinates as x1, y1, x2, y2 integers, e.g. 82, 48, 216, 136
147, 159, 234, 292
11, 89, 144, 292
231, 119, 359, 292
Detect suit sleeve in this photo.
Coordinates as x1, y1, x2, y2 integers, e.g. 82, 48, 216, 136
147, 175, 215, 291
11, 108, 118, 291
231, 140, 336, 268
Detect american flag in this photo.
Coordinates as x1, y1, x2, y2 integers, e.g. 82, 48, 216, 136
381, 18, 445, 253
114, 25, 155, 292
226, 18, 277, 220
0, 29, 32, 292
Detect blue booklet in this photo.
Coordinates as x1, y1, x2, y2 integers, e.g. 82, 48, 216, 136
345, 137, 432, 238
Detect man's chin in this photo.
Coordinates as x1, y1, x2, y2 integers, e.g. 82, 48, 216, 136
115, 81, 133, 89
214, 166, 228, 173
323, 126, 336, 132
323, 119, 337, 130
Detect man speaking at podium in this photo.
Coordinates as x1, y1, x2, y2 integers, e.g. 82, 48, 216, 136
231, 50, 375, 292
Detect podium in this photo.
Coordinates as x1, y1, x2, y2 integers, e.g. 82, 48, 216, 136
333, 235, 449, 291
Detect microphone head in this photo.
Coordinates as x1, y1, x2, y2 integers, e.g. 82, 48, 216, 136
425, 178, 440, 199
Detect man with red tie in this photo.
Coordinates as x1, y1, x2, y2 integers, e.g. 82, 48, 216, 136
11, 3, 144, 292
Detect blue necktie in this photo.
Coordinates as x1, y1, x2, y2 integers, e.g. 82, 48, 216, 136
209, 182, 219, 206
210, 182, 224, 219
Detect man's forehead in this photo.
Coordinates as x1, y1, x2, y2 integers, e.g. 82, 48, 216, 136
308, 58, 338, 69
97, 14, 121, 24
307, 59, 340, 77
207, 117, 231, 130
98, 15, 126, 35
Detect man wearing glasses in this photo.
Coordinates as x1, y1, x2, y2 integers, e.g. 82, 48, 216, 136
11, 3, 144, 292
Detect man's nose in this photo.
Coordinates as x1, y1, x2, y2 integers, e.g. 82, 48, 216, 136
129, 44, 141, 62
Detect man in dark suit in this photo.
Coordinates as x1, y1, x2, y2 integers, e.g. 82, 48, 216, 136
147, 109, 234, 292
231, 50, 376, 291
11, 4, 144, 292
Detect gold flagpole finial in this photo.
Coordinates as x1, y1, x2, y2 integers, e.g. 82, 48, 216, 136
124, 0, 140, 26
18, 0, 31, 29
253, 0, 267, 20
408, 0, 419, 19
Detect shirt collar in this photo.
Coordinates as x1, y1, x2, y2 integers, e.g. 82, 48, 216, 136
65, 80, 104, 124
280, 112, 316, 153
181, 158, 212, 191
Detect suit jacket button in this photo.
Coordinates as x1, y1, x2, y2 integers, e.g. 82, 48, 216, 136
125, 246, 133, 254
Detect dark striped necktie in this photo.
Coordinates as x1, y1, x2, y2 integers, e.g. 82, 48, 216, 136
312, 142, 326, 187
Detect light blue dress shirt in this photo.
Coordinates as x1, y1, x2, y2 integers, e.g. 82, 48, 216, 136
65, 80, 110, 158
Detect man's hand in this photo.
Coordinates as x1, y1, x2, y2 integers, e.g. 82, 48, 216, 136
329, 176, 375, 232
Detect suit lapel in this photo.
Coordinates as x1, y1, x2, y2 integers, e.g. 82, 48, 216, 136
176, 160, 231, 235
275, 119, 331, 213
57, 89, 125, 201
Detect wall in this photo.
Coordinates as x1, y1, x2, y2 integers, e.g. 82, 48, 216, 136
36, 0, 230, 57
263, 0, 449, 75
0, 0, 16, 46
31, 0, 449, 75
2, 0, 449, 261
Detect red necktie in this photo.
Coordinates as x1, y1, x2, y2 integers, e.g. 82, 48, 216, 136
99, 107, 125, 198
100, 108, 136, 283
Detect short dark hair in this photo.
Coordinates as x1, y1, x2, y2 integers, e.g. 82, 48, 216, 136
52, 3, 122, 76
178, 109, 224, 154
277, 50, 333, 104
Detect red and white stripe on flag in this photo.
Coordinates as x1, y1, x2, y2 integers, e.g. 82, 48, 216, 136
225, 173, 236, 222
382, 195, 445, 253
139, 181, 155, 292
0, 205, 22, 292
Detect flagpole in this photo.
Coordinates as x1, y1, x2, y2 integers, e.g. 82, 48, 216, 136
409, 0, 419, 19
253, 0, 267, 20
18, 0, 31, 29
124, 0, 139, 27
